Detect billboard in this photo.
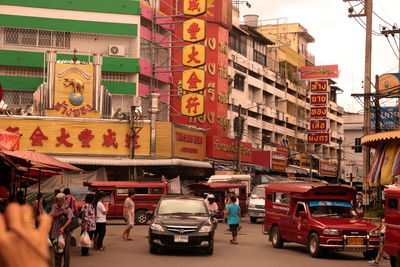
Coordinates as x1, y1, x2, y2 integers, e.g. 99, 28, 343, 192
307, 133, 330, 144
300, 65, 339, 80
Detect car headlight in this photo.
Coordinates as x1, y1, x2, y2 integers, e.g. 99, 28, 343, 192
323, 229, 339, 236
369, 229, 380, 236
150, 223, 164, 232
199, 225, 212, 233
249, 203, 255, 209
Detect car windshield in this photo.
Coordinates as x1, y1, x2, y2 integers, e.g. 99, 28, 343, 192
251, 187, 265, 198
157, 199, 208, 216
309, 201, 359, 219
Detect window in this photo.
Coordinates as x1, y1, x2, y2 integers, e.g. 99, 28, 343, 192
233, 62, 247, 74
4, 27, 70, 49
229, 32, 247, 56
234, 74, 245, 91
151, 187, 164, 194
135, 188, 149, 194
388, 198, 398, 210
295, 203, 306, 218
254, 50, 266, 66
274, 192, 289, 204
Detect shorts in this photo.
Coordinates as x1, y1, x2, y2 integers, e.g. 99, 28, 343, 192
229, 224, 239, 237
380, 234, 385, 244
124, 216, 134, 226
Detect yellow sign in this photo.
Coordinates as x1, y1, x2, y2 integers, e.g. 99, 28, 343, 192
156, 122, 172, 158
378, 73, 400, 97
173, 125, 206, 160
182, 44, 206, 67
183, 18, 206, 42
50, 63, 100, 118
181, 93, 204, 117
183, 0, 207, 16
0, 118, 150, 156
182, 69, 205, 92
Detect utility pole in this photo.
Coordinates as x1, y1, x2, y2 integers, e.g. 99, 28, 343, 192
336, 137, 343, 184
345, 0, 373, 210
235, 105, 244, 174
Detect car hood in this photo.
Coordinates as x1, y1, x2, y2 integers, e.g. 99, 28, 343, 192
249, 198, 265, 206
155, 215, 210, 226
312, 218, 375, 230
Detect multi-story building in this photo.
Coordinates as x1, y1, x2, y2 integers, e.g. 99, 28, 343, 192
227, 9, 344, 178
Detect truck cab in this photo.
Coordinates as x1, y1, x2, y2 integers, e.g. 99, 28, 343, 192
263, 183, 380, 258
384, 184, 400, 267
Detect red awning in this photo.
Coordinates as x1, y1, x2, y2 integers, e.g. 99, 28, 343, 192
0, 130, 20, 150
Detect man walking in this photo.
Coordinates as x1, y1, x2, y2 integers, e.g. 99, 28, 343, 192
121, 190, 135, 241
50, 193, 73, 267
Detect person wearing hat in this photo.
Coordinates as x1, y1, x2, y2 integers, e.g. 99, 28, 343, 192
50, 193, 73, 267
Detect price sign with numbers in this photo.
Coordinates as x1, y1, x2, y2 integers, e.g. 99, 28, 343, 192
310, 80, 329, 92
310, 93, 329, 105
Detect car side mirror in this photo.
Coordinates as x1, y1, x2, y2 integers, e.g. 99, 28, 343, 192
299, 211, 307, 219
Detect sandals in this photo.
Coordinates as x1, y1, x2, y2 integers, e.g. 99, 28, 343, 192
230, 240, 239, 245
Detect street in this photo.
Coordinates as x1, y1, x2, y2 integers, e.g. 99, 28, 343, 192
69, 217, 390, 267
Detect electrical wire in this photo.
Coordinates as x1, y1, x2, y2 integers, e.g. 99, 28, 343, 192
385, 36, 400, 60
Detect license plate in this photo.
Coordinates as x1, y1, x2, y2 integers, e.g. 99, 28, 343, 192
344, 246, 366, 252
174, 235, 189, 243
347, 237, 364, 245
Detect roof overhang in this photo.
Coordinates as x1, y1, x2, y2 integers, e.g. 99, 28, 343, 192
54, 157, 213, 168
361, 131, 400, 146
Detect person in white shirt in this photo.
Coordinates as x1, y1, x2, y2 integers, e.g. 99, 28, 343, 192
94, 192, 108, 251
121, 190, 135, 241
206, 195, 219, 229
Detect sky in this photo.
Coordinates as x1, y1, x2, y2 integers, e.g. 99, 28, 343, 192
239, 0, 400, 113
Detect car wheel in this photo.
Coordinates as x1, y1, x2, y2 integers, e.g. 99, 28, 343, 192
363, 249, 378, 260
135, 210, 148, 225
271, 226, 284, 248
204, 245, 214, 255
250, 217, 257, 224
307, 233, 323, 258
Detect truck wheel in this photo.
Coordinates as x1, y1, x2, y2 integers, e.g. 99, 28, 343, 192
271, 226, 284, 248
363, 249, 378, 260
135, 210, 148, 225
307, 233, 323, 258
250, 217, 257, 224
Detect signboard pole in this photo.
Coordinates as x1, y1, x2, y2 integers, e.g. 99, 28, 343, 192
336, 137, 342, 183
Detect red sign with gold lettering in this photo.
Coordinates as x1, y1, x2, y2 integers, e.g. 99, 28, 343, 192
206, 135, 252, 163
310, 94, 329, 105
307, 133, 330, 144
310, 107, 328, 118
309, 119, 328, 131
310, 80, 329, 92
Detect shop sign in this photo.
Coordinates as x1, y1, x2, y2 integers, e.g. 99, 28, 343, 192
49, 63, 100, 118
181, 93, 205, 117
307, 133, 330, 144
183, 0, 207, 16
183, 18, 206, 42
252, 150, 271, 168
309, 119, 328, 131
310, 93, 329, 105
173, 126, 206, 160
206, 135, 252, 163
182, 69, 205, 91
319, 160, 337, 177
299, 65, 339, 80
0, 118, 150, 156
310, 107, 328, 118
271, 145, 288, 172
182, 44, 206, 67
310, 80, 329, 92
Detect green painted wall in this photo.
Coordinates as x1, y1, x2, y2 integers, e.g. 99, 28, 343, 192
0, 76, 44, 91
0, 0, 141, 15
0, 14, 138, 36
102, 81, 136, 95
0, 50, 140, 73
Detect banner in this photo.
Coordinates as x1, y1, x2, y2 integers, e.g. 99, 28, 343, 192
299, 65, 339, 80
381, 142, 400, 185
368, 144, 387, 186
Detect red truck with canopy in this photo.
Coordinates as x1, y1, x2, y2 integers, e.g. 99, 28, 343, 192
263, 183, 380, 258
384, 184, 400, 267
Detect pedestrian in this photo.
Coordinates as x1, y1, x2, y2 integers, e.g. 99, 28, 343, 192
63, 188, 78, 215
206, 195, 219, 229
229, 191, 242, 231
80, 193, 96, 256
32, 192, 44, 227
223, 196, 241, 245
121, 190, 135, 241
94, 192, 108, 251
224, 191, 230, 206
369, 217, 386, 265
50, 193, 73, 267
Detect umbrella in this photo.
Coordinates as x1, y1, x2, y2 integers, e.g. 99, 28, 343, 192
0, 130, 20, 150
1, 150, 81, 171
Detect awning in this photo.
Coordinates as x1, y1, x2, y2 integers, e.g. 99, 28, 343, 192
286, 165, 309, 175
361, 130, 400, 146
54, 157, 213, 168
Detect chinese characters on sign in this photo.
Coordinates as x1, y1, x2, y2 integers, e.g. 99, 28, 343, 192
182, 44, 206, 67
182, 93, 205, 116
183, 19, 206, 42
183, 0, 207, 16
182, 69, 205, 91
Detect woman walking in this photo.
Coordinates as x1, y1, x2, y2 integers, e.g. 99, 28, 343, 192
80, 193, 96, 256
94, 192, 108, 251
223, 196, 241, 244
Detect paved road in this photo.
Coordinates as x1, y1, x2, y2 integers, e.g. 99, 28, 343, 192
69, 218, 390, 267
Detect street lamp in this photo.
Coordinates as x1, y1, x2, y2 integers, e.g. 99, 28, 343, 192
233, 1, 252, 8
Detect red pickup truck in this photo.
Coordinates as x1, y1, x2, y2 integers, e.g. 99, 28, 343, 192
385, 184, 400, 267
263, 183, 380, 258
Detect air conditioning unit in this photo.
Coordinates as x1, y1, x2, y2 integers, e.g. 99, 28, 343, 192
108, 45, 125, 57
